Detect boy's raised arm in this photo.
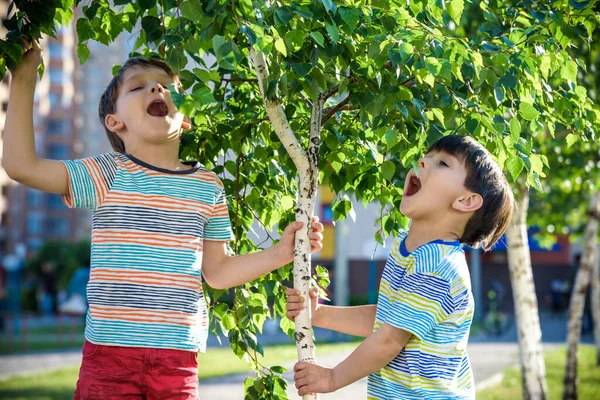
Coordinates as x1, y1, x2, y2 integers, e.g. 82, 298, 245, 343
3, 39, 68, 195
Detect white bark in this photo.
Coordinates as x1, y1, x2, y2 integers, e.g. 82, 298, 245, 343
592, 243, 600, 366
563, 193, 600, 400
251, 49, 320, 400
506, 186, 548, 400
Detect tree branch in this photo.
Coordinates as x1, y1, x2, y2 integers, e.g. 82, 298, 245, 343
221, 77, 258, 83
321, 96, 358, 126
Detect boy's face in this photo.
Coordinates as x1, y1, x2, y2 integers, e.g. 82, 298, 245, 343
400, 151, 476, 220
106, 66, 189, 147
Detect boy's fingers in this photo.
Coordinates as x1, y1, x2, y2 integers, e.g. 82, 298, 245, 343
310, 287, 319, 297
31, 39, 41, 51
308, 232, 323, 241
285, 288, 300, 296
293, 362, 307, 372
311, 220, 324, 232
286, 295, 304, 304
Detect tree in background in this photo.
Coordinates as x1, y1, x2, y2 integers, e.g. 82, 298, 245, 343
2, 1, 600, 398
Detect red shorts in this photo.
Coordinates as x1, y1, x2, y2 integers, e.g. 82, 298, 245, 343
74, 340, 199, 399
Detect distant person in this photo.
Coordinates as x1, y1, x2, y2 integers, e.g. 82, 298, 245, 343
3, 40, 324, 399
39, 261, 58, 316
59, 265, 90, 316
287, 135, 514, 399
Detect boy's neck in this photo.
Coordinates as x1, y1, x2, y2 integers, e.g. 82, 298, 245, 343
404, 220, 461, 253
126, 142, 189, 171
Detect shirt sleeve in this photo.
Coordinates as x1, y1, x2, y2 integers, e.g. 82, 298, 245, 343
204, 177, 234, 241
61, 153, 117, 209
387, 272, 454, 340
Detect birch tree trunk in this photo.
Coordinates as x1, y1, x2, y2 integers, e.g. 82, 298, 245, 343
250, 49, 320, 400
506, 185, 548, 400
591, 242, 600, 366
563, 193, 600, 400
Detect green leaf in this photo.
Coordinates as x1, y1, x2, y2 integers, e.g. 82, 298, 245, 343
382, 161, 396, 181
565, 133, 578, 147
180, 0, 203, 21
310, 32, 325, 47
494, 85, 505, 106
507, 155, 525, 181
509, 117, 521, 141
397, 86, 413, 101
139, 0, 156, 10
76, 18, 94, 42
77, 42, 90, 64
274, 37, 287, 56
141, 16, 161, 42
447, 0, 464, 24
339, 7, 359, 33
518, 102, 540, 121
191, 87, 216, 106
326, 24, 339, 43
561, 60, 578, 82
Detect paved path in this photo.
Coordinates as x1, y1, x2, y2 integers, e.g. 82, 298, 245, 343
0, 342, 522, 399
197, 342, 522, 399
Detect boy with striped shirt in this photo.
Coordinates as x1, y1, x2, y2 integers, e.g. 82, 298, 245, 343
287, 135, 514, 399
5, 42, 323, 399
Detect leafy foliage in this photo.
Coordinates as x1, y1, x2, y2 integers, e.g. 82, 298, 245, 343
3, 0, 600, 398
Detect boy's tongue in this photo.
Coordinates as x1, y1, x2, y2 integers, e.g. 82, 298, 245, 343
406, 176, 421, 196
147, 101, 169, 117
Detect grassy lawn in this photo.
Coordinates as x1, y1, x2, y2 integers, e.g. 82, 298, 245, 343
477, 345, 600, 400
0, 341, 358, 400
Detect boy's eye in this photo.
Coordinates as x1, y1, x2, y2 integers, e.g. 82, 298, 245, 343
130, 87, 142, 92
439, 160, 448, 167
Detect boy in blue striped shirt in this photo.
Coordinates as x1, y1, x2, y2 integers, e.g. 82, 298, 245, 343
287, 135, 513, 399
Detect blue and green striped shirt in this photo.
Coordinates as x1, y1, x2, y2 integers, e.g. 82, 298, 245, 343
368, 231, 475, 399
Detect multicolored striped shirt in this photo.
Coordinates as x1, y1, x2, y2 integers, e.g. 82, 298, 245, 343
368, 231, 475, 399
61, 153, 233, 352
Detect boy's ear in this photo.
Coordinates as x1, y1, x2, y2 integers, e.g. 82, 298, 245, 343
181, 115, 191, 130
453, 192, 483, 213
105, 114, 125, 133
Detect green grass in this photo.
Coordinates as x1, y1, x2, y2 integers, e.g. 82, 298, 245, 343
477, 345, 600, 400
0, 342, 358, 400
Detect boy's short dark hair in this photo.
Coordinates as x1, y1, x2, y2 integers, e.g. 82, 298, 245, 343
427, 135, 514, 251
98, 57, 179, 153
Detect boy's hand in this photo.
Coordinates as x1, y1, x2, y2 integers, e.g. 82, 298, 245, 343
13, 38, 42, 82
293, 362, 336, 396
275, 216, 324, 264
285, 286, 319, 322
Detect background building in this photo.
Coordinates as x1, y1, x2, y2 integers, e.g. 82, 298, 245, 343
1, 6, 131, 257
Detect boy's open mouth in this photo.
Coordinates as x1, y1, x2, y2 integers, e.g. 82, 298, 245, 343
405, 173, 422, 196
146, 100, 169, 117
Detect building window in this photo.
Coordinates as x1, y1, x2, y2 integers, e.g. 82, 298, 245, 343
48, 42, 65, 59
27, 211, 44, 235
48, 93, 61, 109
47, 144, 71, 160
27, 189, 44, 208
47, 218, 69, 237
47, 118, 70, 135
49, 70, 65, 85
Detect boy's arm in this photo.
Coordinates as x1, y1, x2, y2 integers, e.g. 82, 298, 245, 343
3, 40, 68, 195
313, 304, 377, 337
294, 323, 411, 395
202, 219, 323, 289
287, 288, 377, 337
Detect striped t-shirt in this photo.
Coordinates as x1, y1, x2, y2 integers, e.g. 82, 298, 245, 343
368, 231, 475, 399
61, 153, 233, 352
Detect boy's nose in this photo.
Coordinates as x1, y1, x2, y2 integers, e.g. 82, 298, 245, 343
150, 83, 165, 94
